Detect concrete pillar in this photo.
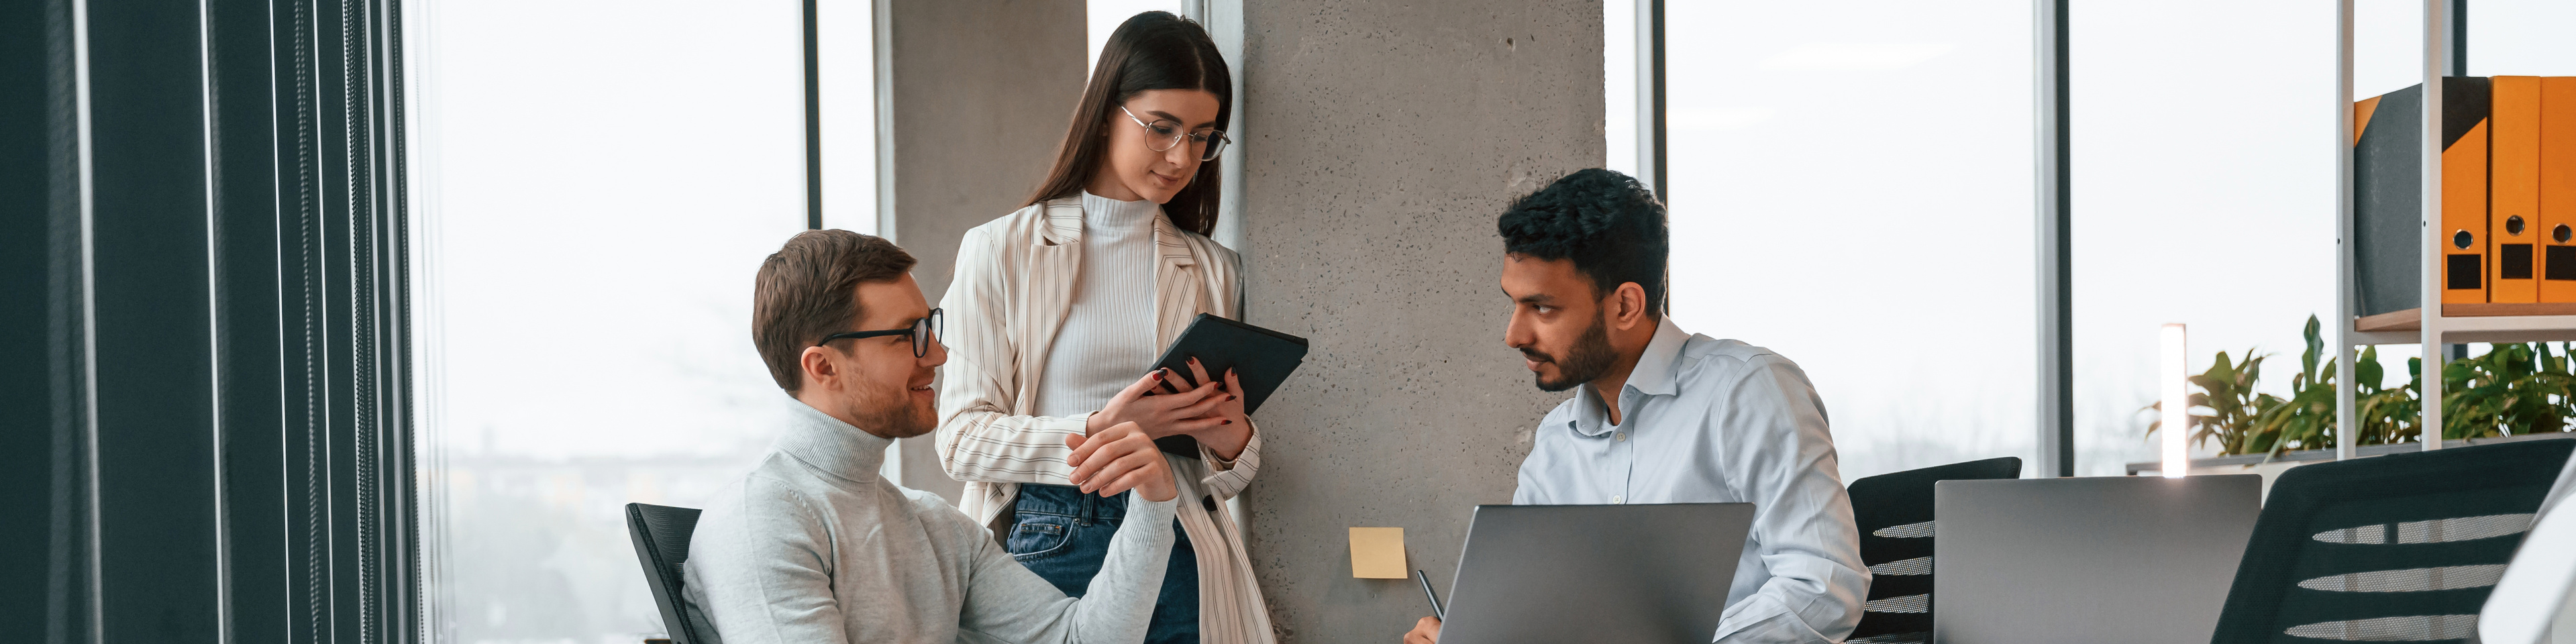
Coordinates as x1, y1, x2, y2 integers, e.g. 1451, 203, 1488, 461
878, 0, 1086, 504
1231, 1, 1604, 641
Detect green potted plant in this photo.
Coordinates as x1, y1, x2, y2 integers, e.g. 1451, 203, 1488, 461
2143, 315, 2573, 468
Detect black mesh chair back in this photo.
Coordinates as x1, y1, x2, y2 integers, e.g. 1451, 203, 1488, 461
1843, 456, 2022, 644
2210, 439, 2575, 644
626, 502, 718, 644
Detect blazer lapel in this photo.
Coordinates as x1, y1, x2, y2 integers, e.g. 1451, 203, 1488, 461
1151, 213, 1204, 347
1015, 198, 1086, 415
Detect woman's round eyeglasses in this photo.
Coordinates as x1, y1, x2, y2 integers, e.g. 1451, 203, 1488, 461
815, 308, 942, 358
1121, 105, 1230, 162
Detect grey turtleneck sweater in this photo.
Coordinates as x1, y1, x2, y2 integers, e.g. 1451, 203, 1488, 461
683, 396, 1176, 644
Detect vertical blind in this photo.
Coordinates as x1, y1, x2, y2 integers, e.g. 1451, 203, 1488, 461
1, 1, 420, 643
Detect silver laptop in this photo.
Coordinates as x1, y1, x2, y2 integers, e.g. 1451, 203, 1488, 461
1934, 475, 2263, 644
1438, 503, 1756, 644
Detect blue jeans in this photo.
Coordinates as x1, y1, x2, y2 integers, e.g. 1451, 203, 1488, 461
1009, 484, 1199, 644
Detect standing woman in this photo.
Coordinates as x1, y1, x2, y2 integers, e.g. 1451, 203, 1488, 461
936, 11, 1271, 644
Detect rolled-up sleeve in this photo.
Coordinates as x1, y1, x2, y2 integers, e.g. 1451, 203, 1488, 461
1195, 423, 1261, 500
1707, 357, 1869, 644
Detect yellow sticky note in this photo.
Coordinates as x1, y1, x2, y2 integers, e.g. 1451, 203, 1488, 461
1349, 527, 1407, 579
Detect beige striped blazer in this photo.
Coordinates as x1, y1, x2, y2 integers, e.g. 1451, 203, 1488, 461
934, 197, 1275, 644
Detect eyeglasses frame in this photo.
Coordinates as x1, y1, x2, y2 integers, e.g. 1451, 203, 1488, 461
1119, 105, 1231, 162
815, 308, 943, 358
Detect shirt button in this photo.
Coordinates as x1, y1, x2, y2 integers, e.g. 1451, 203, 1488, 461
1611, 495, 1625, 504
1615, 432, 1626, 442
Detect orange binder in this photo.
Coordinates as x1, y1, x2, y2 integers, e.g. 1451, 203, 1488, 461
2355, 95, 2383, 146
2491, 76, 2541, 303
2544, 77, 2576, 302
2445, 92, 2493, 305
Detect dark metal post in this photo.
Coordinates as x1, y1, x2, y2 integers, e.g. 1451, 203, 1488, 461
2445, 0, 2465, 361
2451, 0, 2466, 76
1647, 0, 1665, 195
803, 0, 823, 230
2034, 0, 2075, 478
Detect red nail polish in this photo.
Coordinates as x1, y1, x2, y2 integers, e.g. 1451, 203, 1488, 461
1152, 372, 1164, 380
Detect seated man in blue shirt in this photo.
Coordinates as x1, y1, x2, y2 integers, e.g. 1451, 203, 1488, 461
1405, 169, 1869, 644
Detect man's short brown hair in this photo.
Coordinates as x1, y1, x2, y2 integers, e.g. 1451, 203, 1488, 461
753, 229, 917, 392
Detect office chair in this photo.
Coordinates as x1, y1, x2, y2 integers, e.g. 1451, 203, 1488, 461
626, 502, 718, 644
1842, 456, 2022, 644
2209, 438, 2575, 644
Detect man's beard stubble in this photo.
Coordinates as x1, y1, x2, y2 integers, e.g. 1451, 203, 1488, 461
848, 379, 939, 439
1525, 315, 1616, 392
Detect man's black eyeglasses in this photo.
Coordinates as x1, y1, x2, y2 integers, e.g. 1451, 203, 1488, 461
815, 308, 942, 358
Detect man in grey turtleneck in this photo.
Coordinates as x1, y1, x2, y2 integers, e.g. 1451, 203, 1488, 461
684, 230, 1183, 644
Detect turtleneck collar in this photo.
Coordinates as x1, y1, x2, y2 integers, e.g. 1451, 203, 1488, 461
775, 394, 892, 484
1080, 191, 1161, 234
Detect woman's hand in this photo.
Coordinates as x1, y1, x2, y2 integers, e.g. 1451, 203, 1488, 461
1166, 358, 1252, 460
1063, 422, 1176, 502
1089, 365, 1230, 439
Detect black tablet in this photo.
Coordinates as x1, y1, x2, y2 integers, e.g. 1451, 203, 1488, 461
1145, 313, 1308, 457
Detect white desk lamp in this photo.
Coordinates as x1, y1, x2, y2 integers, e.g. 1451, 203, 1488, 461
2482, 451, 2576, 644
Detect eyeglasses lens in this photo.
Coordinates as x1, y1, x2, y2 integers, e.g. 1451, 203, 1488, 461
913, 309, 943, 358
1143, 119, 1228, 162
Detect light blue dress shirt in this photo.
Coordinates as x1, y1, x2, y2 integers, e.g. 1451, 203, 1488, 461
1514, 318, 1869, 644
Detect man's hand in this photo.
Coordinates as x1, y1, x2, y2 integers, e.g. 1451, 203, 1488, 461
1403, 616, 1441, 644
1063, 421, 1176, 502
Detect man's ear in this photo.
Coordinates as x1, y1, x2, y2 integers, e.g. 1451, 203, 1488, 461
798, 345, 837, 392
1611, 282, 1649, 331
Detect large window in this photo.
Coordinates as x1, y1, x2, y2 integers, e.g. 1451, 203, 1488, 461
2463, 0, 2576, 80
2066, 0, 2342, 474
414, 1, 1162, 640
1655, 0, 2040, 480
411, 1, 810, 641
1640, 0, 2574, 479
2066, 0, 2576, 475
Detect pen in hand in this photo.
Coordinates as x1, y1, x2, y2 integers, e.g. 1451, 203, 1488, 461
1414, 569, 1445, 619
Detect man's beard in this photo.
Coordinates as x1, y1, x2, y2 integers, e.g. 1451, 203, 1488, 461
1525, 315, 1616, 392
849, 380, 939, 439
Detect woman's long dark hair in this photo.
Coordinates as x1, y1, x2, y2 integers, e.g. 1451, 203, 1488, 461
1023, 11, 1232, 236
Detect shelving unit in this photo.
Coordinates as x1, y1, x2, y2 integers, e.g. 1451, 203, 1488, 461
2332, 0, 2576, 459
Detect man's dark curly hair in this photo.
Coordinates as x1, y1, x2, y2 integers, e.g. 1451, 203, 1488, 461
1496, 168, 1668, 318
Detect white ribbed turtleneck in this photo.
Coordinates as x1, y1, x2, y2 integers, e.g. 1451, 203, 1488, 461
1032, 192, 1164, 418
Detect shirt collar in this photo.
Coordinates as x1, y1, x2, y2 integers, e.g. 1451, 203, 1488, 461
1627, 317, 1691, 396
776, 394, 890, 484
1569, 317, 1693, 437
